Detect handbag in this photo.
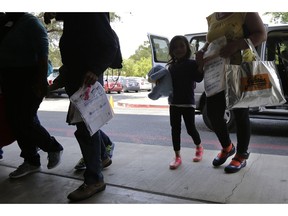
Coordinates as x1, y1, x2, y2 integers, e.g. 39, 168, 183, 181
225, 38, 286, 109
0, 93, 15, 148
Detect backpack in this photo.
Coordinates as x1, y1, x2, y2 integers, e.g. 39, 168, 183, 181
109, 29, 123, 69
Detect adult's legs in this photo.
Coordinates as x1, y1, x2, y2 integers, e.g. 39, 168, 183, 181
224, 108, 250, 173
74, 129, 113, 170
10, 92, 62, 165
99, 130, 112, 147
207, 91, 235, 167
99, 130, 110, 160
3, 88, 40, 165
206, 91, 231, 148
233, 108, 251, 154
68, 122, 106, 201
75, 122, 103, 184
2, 67, 63, 166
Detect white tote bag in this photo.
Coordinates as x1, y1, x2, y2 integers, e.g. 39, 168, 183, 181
225, 39, 286, 109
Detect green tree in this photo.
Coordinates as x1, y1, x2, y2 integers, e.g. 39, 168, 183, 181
109, 13, 121, 22
132, 57, 152, 77
264, 12, 288, 24
121, 58, 135, 77
129, 41, 151, 61
34, 12, 63, 67
120, 41, 152, 78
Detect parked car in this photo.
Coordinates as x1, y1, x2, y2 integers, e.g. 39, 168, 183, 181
121, 77, 140, 92
134, 77, 152, 91
148, 24, 288, 131
104, 76, 123, 94
47, 67, 66, 97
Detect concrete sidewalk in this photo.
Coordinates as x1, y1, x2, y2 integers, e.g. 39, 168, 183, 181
1, 96, 288, 205
1, 135, 288, 204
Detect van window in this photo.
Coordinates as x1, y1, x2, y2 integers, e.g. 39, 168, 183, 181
149, 35, 169, 63
265, 29, 288, 96
265, 32, 288, 61
189, 36, 206, 59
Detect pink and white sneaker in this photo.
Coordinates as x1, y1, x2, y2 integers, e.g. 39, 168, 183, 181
169, 156, 182, 170
193, 146, 204, 162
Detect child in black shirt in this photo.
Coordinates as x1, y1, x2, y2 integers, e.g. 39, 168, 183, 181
167, 35, 204, 169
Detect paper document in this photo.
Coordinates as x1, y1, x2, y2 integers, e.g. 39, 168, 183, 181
70, 82, 114, 136
203, 36, 228, 97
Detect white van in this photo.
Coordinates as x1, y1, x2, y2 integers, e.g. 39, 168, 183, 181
148, 24, 288, 131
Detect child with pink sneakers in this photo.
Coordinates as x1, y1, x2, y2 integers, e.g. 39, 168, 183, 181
167, 35, 204, 169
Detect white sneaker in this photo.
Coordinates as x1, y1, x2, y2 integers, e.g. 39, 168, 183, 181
9, 162, 41, 179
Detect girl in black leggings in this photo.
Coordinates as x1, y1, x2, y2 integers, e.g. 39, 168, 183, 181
167, 35, 204, 170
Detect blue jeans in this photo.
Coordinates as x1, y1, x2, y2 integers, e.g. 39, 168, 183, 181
99, 130, 112, 160
75, 122, 104, 184
64, 65, 105, 184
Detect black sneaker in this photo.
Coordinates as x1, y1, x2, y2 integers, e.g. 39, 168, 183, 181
9, 162, 41, 179
212, 144, 235, 167
67, 182, 106, 202
47, 150, 63, 169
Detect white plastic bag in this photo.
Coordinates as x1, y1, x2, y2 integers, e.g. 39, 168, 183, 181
225, 39, 286, 109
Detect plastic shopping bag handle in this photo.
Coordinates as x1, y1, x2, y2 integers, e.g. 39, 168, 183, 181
244, 38, 261, 61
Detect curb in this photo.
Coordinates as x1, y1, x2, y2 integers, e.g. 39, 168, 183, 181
117, 101, 169, 109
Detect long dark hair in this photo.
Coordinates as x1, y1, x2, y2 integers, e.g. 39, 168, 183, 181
167, 35, 191, 65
